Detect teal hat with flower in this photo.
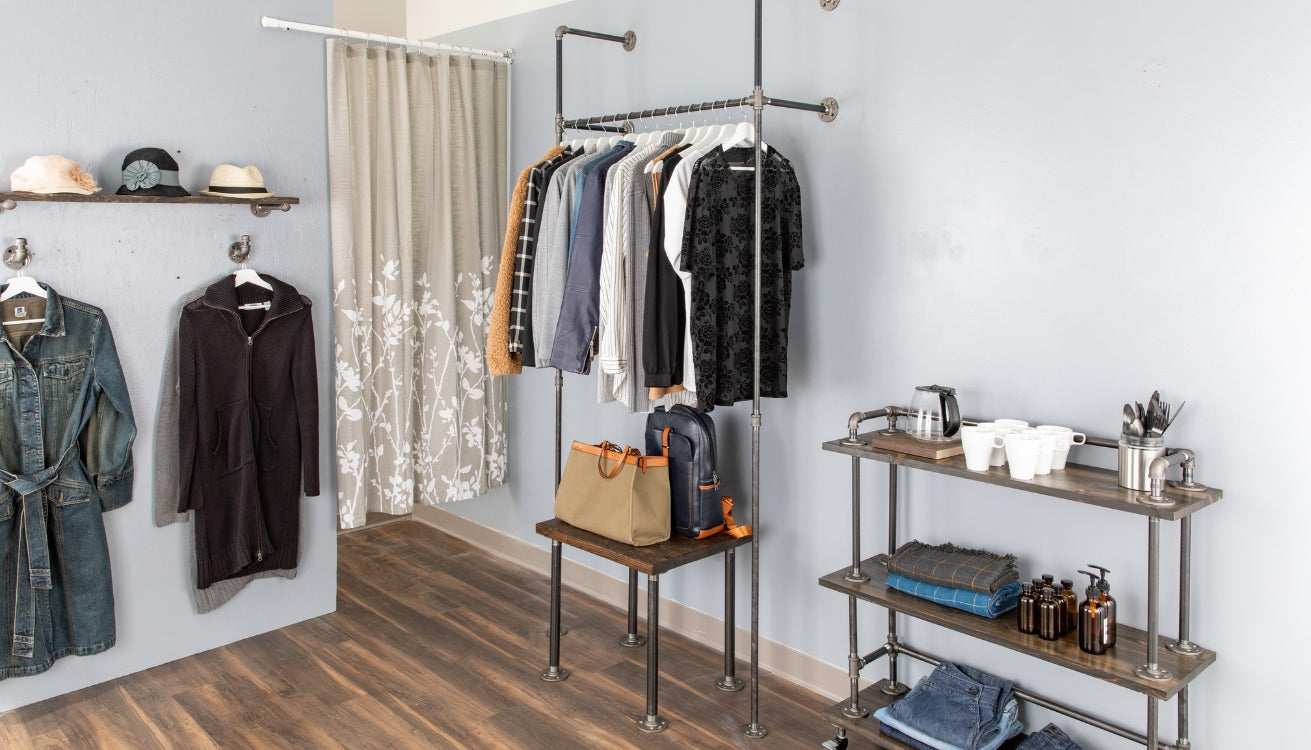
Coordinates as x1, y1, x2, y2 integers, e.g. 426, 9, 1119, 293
116, 147, 189, 197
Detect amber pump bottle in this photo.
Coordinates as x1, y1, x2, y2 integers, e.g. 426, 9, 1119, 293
1060, 579, 1078, 635
1089, 564, 1117, 648
1017, 583, 1038, 634
1038, 586, 1062, 641
1078, 570, 1109, 654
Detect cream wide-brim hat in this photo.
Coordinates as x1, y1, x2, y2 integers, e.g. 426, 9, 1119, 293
199, 164, 275, 199
10, 155, 100, 195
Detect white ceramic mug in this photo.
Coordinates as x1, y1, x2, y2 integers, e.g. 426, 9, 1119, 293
1048, 436, 1073, 470
990, 423, 1025, 466
1035, 425, 1086, 445
961, 426, 1005, 472
1034, 437, 1055, 475
1004, 432, 1042, 480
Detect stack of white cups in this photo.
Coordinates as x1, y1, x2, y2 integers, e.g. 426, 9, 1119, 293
959, 420, 1086, 480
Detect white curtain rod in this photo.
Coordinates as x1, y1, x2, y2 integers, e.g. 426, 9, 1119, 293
261, 16, 514, 63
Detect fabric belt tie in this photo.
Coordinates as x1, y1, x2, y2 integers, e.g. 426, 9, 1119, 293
2, 443, 79, 659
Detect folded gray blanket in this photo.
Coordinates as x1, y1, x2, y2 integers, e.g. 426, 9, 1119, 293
887, 540, 1019, 594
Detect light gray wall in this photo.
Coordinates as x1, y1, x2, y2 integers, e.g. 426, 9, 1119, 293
439, 1, 1307, 746
0, 0, 336, 709
336, 0, 406, 37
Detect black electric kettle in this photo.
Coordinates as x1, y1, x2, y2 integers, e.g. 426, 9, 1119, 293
909, 384, 961, 441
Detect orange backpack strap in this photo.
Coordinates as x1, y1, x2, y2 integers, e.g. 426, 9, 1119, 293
719, 495, 751, 538
661, 427, 673, 457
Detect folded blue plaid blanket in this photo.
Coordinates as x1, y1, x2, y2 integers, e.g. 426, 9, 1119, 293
886, 573, 1021, 619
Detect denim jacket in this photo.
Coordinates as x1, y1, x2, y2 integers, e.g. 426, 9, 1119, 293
0, 285, 136, 679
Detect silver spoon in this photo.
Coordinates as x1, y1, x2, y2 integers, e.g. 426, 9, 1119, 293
1122, 404, 1136, 435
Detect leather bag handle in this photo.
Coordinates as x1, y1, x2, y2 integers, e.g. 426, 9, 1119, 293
596, 441, 642, 479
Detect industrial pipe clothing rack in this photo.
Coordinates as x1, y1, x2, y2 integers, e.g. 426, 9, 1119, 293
536, 2, 839, 739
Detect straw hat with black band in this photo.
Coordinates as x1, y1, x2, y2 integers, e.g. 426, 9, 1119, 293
200, 164, 274, 199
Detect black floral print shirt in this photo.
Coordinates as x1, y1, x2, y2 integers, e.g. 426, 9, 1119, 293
681, 146, 803, 411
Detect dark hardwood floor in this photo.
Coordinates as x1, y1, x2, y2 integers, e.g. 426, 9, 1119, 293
0, 521, 837, 749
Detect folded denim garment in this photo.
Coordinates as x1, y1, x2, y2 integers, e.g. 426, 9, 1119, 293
885, 661, 1016, 750
1016, 723, 1083, 750
876, 698, 1021, 750
886, 573, 1021, 619
877, 719, 938, 750
888, 540, 1019, 593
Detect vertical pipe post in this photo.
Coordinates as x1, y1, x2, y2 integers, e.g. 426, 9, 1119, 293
883, 465, 906, 694
845, 457, 868, 582
1147, 696, 1159, 750
1176, 687, 1191, 750
1169, 516, 1202, 655
539, 540, 569, 682
743, 0, 768, 740
719, 549, 744, 691
1136, 517, 1172, 682
843, 455, 868, 717
554, 370, 564, 488
842, 593, 868, 717
620, 570, 645, 647
554, 31, 564, 143
637, 575, 668, 733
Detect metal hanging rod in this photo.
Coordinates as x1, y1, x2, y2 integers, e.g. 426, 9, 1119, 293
555, 26, 637, 50
563, 123, 630, 134
261, 16, 515, 63
563, 94, 838, 131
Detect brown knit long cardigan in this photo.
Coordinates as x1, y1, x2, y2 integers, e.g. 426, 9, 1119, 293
487, 145, 565, 375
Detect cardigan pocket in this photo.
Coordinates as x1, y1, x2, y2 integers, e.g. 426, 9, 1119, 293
254, 401, 279, 471
212, 399, 255, 477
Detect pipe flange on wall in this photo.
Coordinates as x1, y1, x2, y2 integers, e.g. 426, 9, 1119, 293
820, 0, 840, 9
623, 31, 637, 51
3, 238, 32, 270
229, 235, 252, 264
819, 97, 839, 122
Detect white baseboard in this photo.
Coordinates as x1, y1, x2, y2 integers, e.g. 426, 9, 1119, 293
412, 506, 860, 702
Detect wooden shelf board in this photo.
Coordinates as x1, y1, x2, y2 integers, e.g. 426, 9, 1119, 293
823, 681, 1028, 750
535, 518, 751, 575
819, 556, 1215, 701
823, 433, 1221, 521
0, 191, 299, 206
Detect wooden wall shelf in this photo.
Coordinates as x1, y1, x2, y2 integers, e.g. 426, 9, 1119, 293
819, 555, 1214, 701
823, 434, 1222, 521
0, 191, 299, 217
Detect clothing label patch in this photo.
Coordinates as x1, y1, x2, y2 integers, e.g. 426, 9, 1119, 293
13, 306, 25, 318
238, 302, 272, 311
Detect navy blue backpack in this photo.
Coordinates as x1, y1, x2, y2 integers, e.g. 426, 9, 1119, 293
645, 405, 749, 539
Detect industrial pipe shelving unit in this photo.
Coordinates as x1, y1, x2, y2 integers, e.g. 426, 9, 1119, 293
818, 408, 1219, 750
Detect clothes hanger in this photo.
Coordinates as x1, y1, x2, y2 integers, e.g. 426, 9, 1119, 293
721, 121, 769, 154
0, 237, 48, 326
0, 272, 44, 302
229, 235, 273, 291
0, 269, 47, 327
234, 267, 272, 290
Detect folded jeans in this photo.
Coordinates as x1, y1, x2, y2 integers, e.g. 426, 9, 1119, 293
876, 699, 1021, 750
1016, 723, 1083, 750
885, 661, 1016, 750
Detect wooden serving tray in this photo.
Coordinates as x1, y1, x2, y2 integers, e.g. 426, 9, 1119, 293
868, 430, 964, 460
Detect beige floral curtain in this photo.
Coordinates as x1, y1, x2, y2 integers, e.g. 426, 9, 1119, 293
327, 40, 509, 529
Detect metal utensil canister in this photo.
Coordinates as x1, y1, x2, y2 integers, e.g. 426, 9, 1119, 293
1118, 434, 1165, 490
